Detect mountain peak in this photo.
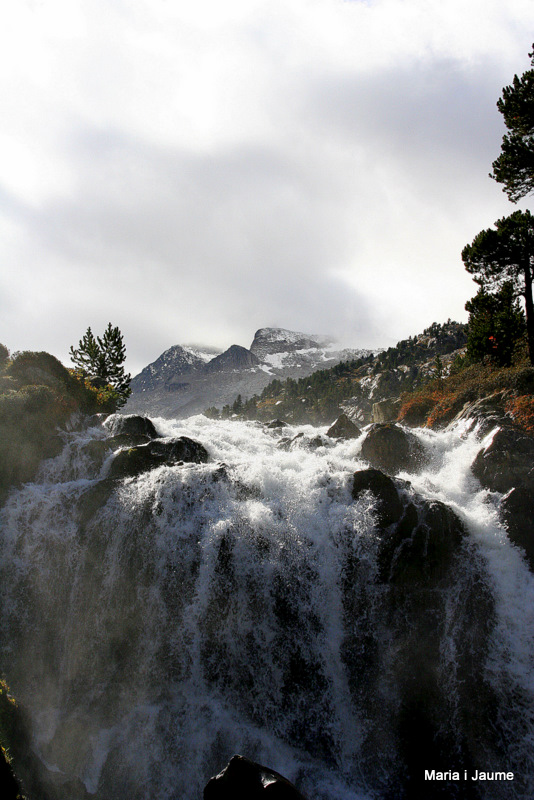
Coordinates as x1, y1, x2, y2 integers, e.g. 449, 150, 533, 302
250, 328, 324, 360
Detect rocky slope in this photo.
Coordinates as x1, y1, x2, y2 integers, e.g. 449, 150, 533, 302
126, 328, 374, 418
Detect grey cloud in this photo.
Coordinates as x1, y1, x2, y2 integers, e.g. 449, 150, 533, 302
3, 125, 375, 371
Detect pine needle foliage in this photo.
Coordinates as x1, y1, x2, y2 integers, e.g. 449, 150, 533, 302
70, 323, 131, 406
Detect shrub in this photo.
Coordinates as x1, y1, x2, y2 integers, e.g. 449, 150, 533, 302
505, 396, 534, 432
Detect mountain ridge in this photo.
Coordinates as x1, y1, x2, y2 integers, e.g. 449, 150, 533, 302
127, 327, 375, 418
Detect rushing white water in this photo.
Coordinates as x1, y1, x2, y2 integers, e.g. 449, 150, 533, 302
1, 416, 533, 799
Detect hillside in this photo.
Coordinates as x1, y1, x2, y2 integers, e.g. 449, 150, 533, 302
210, 320, 468, 424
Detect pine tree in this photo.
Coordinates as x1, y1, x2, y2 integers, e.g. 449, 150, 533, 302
70, 323, 131, 405
464, 283, 525, 367
462, 211, 534, 365
491, 45, 534, 202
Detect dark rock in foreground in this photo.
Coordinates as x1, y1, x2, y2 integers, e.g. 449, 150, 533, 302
109, 437, 209, 479
360, 423, 428, 475
327, 413, 361, 439
204, 755, 307, 800
104, 414, 160, 439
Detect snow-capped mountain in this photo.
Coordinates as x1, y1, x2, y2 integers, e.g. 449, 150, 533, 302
127, 328, 375, 418
131, 344, 222, 392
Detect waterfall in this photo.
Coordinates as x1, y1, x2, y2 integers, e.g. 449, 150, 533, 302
0, 416, 533, 799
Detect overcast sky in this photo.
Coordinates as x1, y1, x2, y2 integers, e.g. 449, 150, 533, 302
1, 0, 533, 376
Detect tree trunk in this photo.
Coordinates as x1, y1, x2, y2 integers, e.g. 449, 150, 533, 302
524, 259, 534, 366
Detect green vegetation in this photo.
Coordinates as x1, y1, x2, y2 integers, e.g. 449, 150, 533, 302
0, 347, 119, 503
491, 45, 534, 202
70, 323, 131, 406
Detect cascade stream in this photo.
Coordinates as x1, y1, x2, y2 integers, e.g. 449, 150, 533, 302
0, 415, 533, 799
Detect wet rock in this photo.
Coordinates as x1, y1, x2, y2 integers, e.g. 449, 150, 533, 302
109, 437, 209, 479
327, 413, 361, 439
352, 468, 404, 527
86, 412, 108, 428
352, 468, 467, 585
451, 391, 510, 438
501, 485, 534, 571
76, 479, 116, 527
378, 498, 467, 586
471, 427, 534, 494
360, 423, 428, 475
81, 434, 152, 472
371, 397, 402, 424
204, 755, 307, 800
285, 432, 331, 451
276, 437, 293, 451
103, 414, 160, 439
265, 419, 288, 429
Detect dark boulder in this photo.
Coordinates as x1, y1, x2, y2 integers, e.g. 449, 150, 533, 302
103, 414, 160, 439
471, 427, 534, 494
204, 755, 307, 800
265, 419, 288, 430
360, 423, 428, 475
327, 413, 361, 439
109, 437, 209, 479
352, 468, 466, 584
352, 468, 404, 527
501, 485, 534, 571
378, 497, 467, 586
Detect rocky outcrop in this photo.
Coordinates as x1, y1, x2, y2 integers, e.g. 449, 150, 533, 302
204, 755, 307, 800
371, 397, 402, 424
326, 413, 361, 439
108, 437, 209, 479
451, 391, 511, 437
360, 423, 428, 475
471, 424, 534, 573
